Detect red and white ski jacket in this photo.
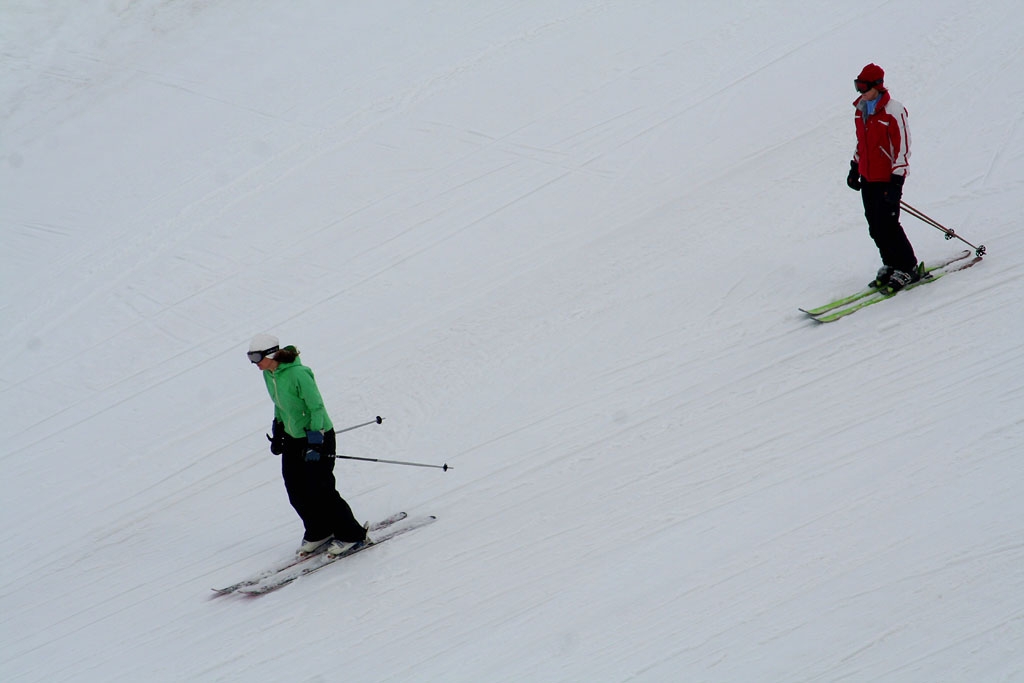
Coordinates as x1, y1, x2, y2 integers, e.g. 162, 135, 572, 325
852, 90, 910, 183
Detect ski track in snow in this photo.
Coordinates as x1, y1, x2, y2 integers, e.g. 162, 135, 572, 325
2, 1, 1024, 681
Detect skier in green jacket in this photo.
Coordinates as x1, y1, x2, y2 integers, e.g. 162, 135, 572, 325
248, 333, 368, 557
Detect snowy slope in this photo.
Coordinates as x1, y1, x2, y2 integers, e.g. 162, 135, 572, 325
2, 1, 1023, 681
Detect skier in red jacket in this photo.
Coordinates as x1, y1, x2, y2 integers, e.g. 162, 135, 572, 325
846, 63, 921, 291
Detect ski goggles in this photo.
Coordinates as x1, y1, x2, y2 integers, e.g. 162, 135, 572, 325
855, 78, 882, 93
248, 346, 279, 364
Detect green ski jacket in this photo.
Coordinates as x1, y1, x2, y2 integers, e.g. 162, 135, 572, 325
262, 348, 334, 438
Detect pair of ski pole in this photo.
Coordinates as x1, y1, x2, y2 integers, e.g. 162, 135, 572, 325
269, 415, 453, 471
901, 200, 986, 257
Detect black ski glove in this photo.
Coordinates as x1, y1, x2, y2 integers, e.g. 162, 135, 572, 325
846, 160, 861, 191
304, 430, 324, 462
267, 420, 285, 455
884, 173, 905, 205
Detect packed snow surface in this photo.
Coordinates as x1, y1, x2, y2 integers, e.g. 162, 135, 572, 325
2, 1, 1023, 681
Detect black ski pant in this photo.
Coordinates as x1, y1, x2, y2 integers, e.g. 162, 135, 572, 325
280, 429, 367, 543
861, 181, 917, 273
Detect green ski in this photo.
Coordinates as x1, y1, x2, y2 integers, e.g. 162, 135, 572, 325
800, 250, 971, 319
803, 251, 981, 323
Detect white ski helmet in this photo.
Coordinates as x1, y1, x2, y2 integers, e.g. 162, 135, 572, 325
248, 333, 280, 362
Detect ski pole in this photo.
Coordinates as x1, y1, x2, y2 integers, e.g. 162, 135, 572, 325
900, 200, 986, 257
330, 453, 453, 471
335, 415, 385, 435
266, 416, 383, 446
